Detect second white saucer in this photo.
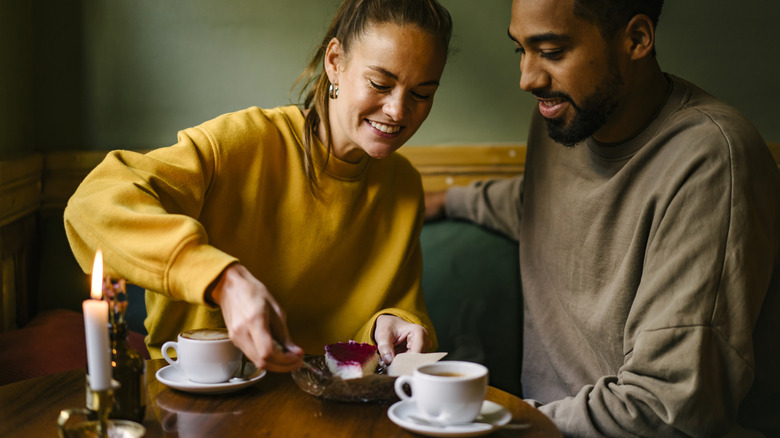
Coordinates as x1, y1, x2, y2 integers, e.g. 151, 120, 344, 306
387, 399, 511, 437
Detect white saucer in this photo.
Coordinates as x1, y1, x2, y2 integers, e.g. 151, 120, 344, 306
156, 364, 266, 394
387, 400, 511, 437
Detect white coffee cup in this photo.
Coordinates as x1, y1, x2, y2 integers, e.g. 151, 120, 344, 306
161, 328, 242, 384
394, 361, 488, 425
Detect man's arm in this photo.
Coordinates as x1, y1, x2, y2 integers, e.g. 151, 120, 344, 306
436, 178, 524, 242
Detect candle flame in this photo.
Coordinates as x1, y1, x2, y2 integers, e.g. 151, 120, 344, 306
91, 249, 103, 300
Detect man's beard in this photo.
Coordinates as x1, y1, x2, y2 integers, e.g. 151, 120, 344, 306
540, 65, 623, 147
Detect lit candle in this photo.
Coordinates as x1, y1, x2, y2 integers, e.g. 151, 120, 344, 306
83, 249, 111, 391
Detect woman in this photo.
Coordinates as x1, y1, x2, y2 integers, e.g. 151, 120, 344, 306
64, 0, 452, 373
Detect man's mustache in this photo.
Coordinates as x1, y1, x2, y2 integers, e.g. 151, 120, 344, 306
532, 90, 572, 101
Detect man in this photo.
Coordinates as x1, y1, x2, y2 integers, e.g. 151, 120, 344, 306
426, 0, 780, 436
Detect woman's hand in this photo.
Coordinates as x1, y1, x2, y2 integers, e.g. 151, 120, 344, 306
209, 264, 304, 372
374, 314, 432, 365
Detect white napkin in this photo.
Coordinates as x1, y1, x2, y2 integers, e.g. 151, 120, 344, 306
387, 352, 448, 376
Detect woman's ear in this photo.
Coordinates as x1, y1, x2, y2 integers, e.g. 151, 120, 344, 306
324, 37, 343, 84
624, 14, 656, 60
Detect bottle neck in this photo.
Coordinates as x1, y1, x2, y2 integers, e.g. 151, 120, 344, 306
110, 319, 129, 343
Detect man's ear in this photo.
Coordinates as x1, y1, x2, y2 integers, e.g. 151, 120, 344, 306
624, 14, 656, 60
324, 37, 343, 84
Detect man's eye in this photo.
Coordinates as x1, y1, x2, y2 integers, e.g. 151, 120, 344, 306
541, 49, 564, 59
411, 91, 432, 101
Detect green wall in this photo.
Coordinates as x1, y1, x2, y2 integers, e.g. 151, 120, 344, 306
0, 0, 34, 160
8, 0, 780, 154
0, 0, 779, 314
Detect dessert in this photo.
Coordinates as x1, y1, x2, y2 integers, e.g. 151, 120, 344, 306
324, 341, 379, 379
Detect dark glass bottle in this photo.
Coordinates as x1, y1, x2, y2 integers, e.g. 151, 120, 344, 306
107, 278, 147, 423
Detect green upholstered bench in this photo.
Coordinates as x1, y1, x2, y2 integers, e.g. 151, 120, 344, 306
420, 220, 522, 395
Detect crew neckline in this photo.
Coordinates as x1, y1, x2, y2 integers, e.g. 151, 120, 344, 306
279, 106, 370, 181
586, 74, 679, 161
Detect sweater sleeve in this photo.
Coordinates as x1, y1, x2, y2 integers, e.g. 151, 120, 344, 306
445, 176, 524, 242
63, 128, 238, 304
536, 130, 779, 436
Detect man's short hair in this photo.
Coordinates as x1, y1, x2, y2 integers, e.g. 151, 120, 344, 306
573, 0, 664, 39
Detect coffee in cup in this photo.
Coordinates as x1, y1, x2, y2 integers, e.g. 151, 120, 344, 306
394, 361, 488, 425
161, 328, 242, 384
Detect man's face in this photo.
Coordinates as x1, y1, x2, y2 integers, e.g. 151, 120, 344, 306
509, 0, 624, 146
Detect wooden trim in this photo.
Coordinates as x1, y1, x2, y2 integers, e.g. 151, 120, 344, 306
1, 215, 38, 330
41, 151, 110, 213
40, 146, 528, 209
0, 155, 42, 228
404, 142, 780, 192
35, 143, 780, 208
1, 142, 778, 329
401, 144, 526, 193
0, 156, 42, 331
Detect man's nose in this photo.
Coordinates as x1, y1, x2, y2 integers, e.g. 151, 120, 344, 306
519, 56, 548, 92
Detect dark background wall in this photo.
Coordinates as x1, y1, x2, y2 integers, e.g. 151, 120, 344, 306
3, 0, 779, 160
1, 0, 779, 313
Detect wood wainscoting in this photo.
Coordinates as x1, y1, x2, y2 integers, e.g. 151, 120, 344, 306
404, 142, 780, 192
0, 142, 778, 331
35, 143, 780, 207
0, 155, 42, 331
400, 145, 525, 192
37, 146, 528, 211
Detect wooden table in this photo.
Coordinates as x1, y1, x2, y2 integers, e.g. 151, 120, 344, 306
0, 359, 561, 437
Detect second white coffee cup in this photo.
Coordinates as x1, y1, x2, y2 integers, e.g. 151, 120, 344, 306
394, 360, 488, 425
161, 328, 242, 384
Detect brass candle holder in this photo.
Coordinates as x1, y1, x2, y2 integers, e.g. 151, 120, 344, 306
57, 377, 146, 437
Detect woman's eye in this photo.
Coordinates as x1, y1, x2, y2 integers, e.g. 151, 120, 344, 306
369, 80, 390, 91
514, 46, 525, 55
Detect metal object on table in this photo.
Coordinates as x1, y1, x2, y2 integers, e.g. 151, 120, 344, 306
58, 379, 146, 438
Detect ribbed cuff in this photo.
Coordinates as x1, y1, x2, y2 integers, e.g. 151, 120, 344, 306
165, 241, 239, 304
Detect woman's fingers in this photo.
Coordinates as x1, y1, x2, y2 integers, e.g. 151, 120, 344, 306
212, 264, 303, 372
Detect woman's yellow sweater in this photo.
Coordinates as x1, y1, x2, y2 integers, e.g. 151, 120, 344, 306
64, 106, 435, 358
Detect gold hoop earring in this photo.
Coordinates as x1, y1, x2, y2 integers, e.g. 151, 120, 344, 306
328, 83, 339, 99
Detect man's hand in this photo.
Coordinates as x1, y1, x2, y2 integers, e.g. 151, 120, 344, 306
209, 264, 304, 372
374, 314, 432, 365
424, 191, 447, 222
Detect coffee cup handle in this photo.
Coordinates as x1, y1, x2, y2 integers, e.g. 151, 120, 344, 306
394, 375, 415, 402
161, 341, 179, 367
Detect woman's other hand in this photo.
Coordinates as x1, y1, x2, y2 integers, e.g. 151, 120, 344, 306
374, 314, 432, 365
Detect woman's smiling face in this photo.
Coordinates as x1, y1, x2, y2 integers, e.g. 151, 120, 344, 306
324, 22, 447, 162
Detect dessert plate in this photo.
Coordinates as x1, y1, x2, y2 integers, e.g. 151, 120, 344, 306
387, 400, 511, 437
156, 363, 266, 395
291, 355, 397, 403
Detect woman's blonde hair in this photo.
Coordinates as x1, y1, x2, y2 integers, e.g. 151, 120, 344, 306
293, 0, 452, 192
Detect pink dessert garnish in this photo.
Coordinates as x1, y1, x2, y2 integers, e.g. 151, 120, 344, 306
324, 341, 379, 379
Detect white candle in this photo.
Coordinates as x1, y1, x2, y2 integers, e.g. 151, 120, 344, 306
83, 249, 111, 391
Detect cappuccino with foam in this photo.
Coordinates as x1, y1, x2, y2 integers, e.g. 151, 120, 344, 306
162, 328, 242, 383
181, 328, 230, 341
